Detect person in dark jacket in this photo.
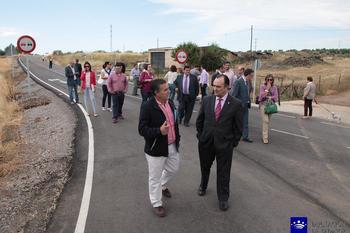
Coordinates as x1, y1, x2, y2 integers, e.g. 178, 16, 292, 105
65, 61, 79, 104
74, 59, 82, 88
196, 74, 243, 211
138, 79, 181, 218
174, 65, 199, 127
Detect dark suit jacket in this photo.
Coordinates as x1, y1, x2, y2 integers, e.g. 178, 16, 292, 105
196, 95, 243, 150
74, 63, 82, 78
232, 77, 251, 108
138, 97, 180, 157
174, 74, 199, 100
65, 65, 76, 86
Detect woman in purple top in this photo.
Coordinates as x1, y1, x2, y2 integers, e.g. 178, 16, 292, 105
258, 74, 278, 144
140, 64, 153, 103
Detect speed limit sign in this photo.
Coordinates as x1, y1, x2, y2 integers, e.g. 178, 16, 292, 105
17, 35, 36, 54
175, 49, 188, 64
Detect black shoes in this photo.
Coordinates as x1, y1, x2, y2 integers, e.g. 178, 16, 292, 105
242, 138, 253, 143
197, 186, 206, 196
162, 188, 172, 198
219, 201, 229, 211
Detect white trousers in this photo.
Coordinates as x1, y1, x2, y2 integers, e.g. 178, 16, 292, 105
145, 144, 180, 207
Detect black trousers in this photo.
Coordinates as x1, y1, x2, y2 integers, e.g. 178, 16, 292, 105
178, 94, 195, 124
141, 90, 152, 103
111, 92, 125, 119
198, 142, 234, 201
304, 98, 313, 116
102, 85, 111, 108
200, 84, 207, 99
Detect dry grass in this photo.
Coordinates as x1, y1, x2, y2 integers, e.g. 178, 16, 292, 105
0, 57, 22, 177
237, 54, 350, 97
53, 52, 148, 72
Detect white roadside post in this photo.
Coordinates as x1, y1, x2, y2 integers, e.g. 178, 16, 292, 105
10, 44, 15, 79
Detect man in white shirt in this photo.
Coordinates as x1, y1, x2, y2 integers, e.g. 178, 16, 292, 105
199, 66, 209, 100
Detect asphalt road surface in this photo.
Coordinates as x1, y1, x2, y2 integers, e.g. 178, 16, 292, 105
20, 56, 350, 233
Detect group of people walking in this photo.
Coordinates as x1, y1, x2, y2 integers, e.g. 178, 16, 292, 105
137, 61, 286, 217
65, 60, 128, 122
64, 58, 316, 217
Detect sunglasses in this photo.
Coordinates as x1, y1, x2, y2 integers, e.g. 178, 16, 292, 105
84, 66, 90, 68
267, 79, 273, 81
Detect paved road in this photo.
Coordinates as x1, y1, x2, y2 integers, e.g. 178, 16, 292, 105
20, 56, 350, 233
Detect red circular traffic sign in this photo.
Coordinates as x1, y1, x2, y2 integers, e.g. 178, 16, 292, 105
17, 35, 36, 54
175, 49, 188, 64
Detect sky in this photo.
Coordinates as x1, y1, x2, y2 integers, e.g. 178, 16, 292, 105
1, 0, 350, 54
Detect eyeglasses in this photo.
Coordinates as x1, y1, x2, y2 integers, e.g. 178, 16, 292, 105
267, 79, 273, 81
84, 66, 90, 68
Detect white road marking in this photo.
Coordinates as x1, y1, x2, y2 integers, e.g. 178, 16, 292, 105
275, 113, 297, 119
48, 78, 66, 84
19, 58, 94, 233
320, 121, 350, 129
271, 129, 309, 139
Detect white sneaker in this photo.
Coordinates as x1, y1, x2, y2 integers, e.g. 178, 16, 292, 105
107, 108, 112, 112
102, 107, 106, 111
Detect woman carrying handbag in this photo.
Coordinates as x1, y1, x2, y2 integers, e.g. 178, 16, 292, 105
258, 74, 278, 144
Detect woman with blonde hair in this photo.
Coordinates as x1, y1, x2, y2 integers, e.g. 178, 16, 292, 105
164, 65, 177, 101
258, 74, 278, 144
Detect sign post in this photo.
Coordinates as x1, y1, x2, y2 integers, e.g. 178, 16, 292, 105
253, 59, 262, 104
17, 35, 36, 95
175, 49, 188, 64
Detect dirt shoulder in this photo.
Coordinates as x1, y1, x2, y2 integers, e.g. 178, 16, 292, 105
317, 91, 350, 107
0, 60, 76, 233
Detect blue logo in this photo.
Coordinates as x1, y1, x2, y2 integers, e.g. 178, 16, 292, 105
290, 217, 307, 233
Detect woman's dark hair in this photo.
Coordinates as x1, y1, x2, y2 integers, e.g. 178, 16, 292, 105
84, 61, 91, 70
264, 74, 274, 86
143, 63, 150, 70
170, 65, 177, 72
151, 79, 167, 96
115, 62, 126, 73
103, 61, 110, 69
244, 68, 254, 77
307, 76, 313, 82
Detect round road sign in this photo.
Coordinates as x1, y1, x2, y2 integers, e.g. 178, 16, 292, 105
175, 49, 188, 64
17, 35, 36, 54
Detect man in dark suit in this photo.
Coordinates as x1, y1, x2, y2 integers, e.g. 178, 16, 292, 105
196, 74, 243, 211
174, 65, 199, 127
74, 59, 82, 88
65, 61, 79, 104
232, 68, 254, 142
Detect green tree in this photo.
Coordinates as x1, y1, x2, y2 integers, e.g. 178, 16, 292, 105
0, 49, 5, 56
200, 43, 226, 72
172, 42, 200, 66
53, 50, 63, 55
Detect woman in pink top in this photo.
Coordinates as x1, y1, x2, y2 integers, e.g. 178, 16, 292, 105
140, 63, 153, 103
80, 62, 98, 117
258, 74, 278, 144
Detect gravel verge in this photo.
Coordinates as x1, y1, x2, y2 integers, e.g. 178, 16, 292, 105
0, 77, 76, 233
